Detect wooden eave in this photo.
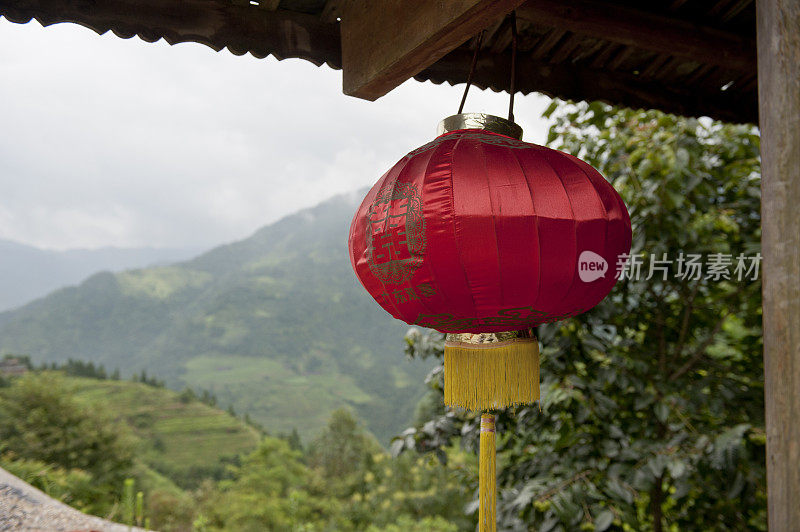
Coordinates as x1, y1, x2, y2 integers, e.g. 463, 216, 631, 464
0, 0, 757, 124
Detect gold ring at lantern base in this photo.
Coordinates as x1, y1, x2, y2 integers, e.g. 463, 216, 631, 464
444, 331, 540, 410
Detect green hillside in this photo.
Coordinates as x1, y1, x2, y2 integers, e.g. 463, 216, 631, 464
67, 375, 261, 485
0, 192, 431, 443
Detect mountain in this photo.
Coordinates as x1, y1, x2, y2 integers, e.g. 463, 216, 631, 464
0, 239, 201, 311
0, 192, 431, 443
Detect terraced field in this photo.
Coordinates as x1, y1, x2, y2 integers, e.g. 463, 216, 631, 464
184, 354, 373, 440
68, 376, 261, 484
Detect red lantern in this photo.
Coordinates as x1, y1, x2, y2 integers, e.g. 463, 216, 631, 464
349, 115, 631, 337
349, 113, 631, 532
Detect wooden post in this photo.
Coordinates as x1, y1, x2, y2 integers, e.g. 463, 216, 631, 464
757, 0, 800, 529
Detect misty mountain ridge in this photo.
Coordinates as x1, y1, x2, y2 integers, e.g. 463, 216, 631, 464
0, 239, 203, 311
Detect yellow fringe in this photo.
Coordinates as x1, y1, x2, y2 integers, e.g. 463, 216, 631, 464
444, 339, 540, 410
479, 413, 496, 532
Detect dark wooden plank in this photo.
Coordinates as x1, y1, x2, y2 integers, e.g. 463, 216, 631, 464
569, 37, 607, 64
719, 0, 752, 22
641, 54, 672, 78
549, 33, 582, 64
738, 73, 758, 93
416, 48, 758, 123
340, 0, 527, 100
530, 28, 567, 59
669, 0, 691, 10
708, 0, 736, 17
685, 64, 717, 85
488, 19, 513, 54
757, 0, 800, 529
590, 42, 622, 68
607, 46, 635, 70
517, 0, 756, 73
0, 0, 341, 66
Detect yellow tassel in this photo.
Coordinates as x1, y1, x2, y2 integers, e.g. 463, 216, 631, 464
479, 413, 496, 532
444, 338, 540, 410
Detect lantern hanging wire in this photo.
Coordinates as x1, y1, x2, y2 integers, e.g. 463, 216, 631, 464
456, 12, 519, 127
508, 11, 518, 123
457, 31, 484, 115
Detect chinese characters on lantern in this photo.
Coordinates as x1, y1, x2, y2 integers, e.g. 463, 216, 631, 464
376, 283, 437, 305
371, 226, 410, 264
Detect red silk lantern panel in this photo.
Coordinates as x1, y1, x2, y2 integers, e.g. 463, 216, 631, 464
348, 128, 632, 333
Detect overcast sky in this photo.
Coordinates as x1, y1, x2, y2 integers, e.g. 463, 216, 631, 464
0, 19, 551, 251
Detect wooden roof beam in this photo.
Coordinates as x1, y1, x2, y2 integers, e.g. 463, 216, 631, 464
340, 0, 528, 100
416, 48, 757, 123
516, 0, 756, 73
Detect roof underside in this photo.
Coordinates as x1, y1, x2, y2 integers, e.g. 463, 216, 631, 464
0, 0, 757, 123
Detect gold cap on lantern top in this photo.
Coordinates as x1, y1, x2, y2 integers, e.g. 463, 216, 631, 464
437, 113, 523, 140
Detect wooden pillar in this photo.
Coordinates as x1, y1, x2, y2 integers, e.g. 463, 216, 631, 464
757, 0, 800, 529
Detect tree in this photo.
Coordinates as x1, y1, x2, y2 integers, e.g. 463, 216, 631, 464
352, 449, 474, 530
365, 515, 460, 532
196, 436, 341, 531
0, 372, 135, 514
287, 427, 304, 452
306, 408, 381, 492
399, 102, 765, 531
0, 372, 133, 481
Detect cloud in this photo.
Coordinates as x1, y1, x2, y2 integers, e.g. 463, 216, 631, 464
0, 18, 551, 250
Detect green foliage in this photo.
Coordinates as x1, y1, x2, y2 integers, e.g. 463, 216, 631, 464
132, 368, 165, 388
119, 479, 147, 527
146, 484, 197, 532
0, 371, 472, 531
284, 427, 304, 452
122, 478, 136, 525
136, 489, 146, 526
0, 373, 142, 517
400, 103, 765, 531
0, 373, 134, 492
0, 455, 99, 513
350, 450, 474, 530
365, 515, 460, 532
196, 437, 339, 531
0, 193, 432, 443
306, 408, 382, 493
0, 369, 262, 530
191, 408, 471, 531
57, 358, 109, 379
